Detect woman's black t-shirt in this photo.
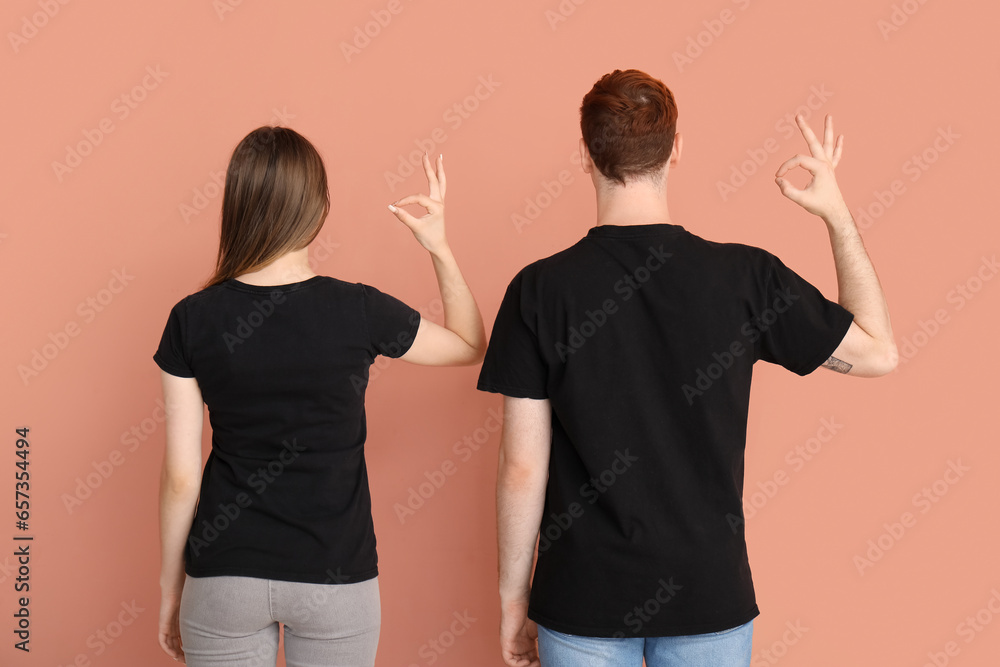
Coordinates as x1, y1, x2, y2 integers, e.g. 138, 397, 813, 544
477, 223, 855, 637
153, 275, 420, 584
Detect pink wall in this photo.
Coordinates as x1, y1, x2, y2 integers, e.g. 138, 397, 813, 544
4, 0, 999, 664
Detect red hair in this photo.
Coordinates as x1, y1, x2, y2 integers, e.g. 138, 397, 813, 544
580, 69, 678, 186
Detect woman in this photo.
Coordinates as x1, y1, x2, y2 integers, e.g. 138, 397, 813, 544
154, 126, 485, 665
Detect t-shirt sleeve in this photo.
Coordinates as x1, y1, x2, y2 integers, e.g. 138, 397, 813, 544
476, 270, 548, 399
361, 284, 421, 359
153, 299, 195, 378
753, 251, 855, 376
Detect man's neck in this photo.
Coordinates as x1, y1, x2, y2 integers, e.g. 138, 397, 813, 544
593, 179, 675, 228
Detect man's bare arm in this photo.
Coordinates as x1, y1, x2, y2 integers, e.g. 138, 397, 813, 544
496, 396, 550, 667
776, 114, 897, 377
821, 354, 853, 374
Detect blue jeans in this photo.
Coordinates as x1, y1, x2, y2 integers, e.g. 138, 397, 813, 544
537, 620, 753, 667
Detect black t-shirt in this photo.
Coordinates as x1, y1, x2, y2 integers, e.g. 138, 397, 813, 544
153, 275, 420, 584
477, 223, 854, 637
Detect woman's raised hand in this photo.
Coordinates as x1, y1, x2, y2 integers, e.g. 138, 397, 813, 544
388, 152, 448, 255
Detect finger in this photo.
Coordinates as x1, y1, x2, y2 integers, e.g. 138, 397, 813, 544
795, 114, 825, 159
823, 114, 834, 157
388, 204, 420, 229
421, 152, 441, 200
502, 650, 526, 667
436, 154, 446, 200
392, 193, 441, 211
388, 198, 442, 230
774, 154, 823, 178
831, 134, 844, 168
159, 632, 177, 656
774, 175, 806, 204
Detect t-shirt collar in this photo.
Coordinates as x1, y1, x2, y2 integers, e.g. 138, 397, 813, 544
586, 222, 686, 238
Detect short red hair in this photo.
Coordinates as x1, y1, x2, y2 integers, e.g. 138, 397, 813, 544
580, 69, 678, 186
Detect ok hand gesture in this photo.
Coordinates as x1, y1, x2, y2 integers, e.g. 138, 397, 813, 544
388, 152, 449, 256
775, 114, 850, 223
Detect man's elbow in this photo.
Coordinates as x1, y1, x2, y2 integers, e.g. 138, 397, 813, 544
865, 340, 899, 377
882, 340, 899, 374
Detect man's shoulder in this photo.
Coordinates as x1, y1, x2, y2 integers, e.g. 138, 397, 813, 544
682, 229, 773, 261
508, 231, 777, 289
525, 238, 591, 273
503, 238, 592, 290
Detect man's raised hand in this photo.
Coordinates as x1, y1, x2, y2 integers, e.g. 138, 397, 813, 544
775, 114, 850, 222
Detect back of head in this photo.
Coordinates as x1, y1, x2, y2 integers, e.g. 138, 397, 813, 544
203, 126, 331, 289
580, 69, 678, 187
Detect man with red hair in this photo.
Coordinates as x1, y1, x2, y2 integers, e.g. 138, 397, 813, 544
478, 69, 896, 666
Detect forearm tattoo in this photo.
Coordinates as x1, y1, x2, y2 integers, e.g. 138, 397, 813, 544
821, 355, 853, 374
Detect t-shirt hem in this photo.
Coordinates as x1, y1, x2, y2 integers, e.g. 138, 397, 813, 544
152, 353, 194, 378
476, 380, 547, 399
184, 563, 379, 585
396, 310, 421, 358
527, 604, 760, 638
796, 308, 855, 376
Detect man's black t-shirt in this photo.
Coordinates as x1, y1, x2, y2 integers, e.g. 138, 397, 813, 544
153, 275, 420, 584
477, 223, 854, 637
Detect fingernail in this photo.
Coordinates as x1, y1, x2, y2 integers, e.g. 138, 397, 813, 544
388, 204, 397, 212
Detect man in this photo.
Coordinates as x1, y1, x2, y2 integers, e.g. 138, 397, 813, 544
477, 69, 896, 667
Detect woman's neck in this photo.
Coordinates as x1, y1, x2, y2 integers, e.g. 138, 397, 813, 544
234, 248, 317, 286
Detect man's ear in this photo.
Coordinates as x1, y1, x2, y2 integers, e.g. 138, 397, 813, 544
669, 132, 682, 167
579, 137, 593, 174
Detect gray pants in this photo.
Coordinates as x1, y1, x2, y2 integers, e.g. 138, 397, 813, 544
179, 574, 380, 667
